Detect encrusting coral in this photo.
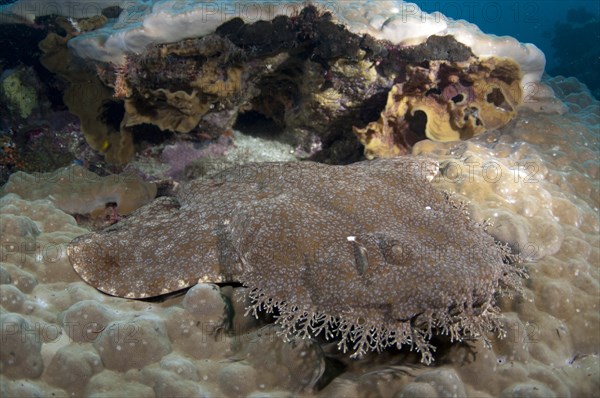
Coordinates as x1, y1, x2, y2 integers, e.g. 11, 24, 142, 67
0, 67, 39, 119
354, 55, 523, 158
3, 2, 562, 164
116, 35, 245, 134
80, 5, 532, 164
38, 16, 135, 165
95, 6, 391, 162
68, 156, 523, 363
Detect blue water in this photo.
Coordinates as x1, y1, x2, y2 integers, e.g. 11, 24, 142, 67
418, 0, 600, 97
419, 0, 599, 68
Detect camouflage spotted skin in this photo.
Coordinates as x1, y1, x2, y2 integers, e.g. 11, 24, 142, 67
68, 157, 521, 363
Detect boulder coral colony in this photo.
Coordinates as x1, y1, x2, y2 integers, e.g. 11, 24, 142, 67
11, 0, 563, 165
0, 0, 598, 397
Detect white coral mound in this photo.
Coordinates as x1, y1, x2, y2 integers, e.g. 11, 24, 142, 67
59, 0, 557, 108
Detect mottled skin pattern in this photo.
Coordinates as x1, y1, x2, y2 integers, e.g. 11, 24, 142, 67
68, 157, 520, 362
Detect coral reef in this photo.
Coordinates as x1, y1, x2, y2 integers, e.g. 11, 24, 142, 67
160, 139, 231, 180
3, 1, 565, 164
0, 113, 92, 184
1, 0, 598, 395
354, 56, 523, 158
0, 67, 38, 119
2, 164, 156, 219
92, 6, 541, 164
116, 34, 245, 134
0, 134, 23, 184
386, 75, 598, 397
95, 7, 388, 163
160, 131, 297, 181
65, 0, 549, 95
67, 156, 521, 363
38, 16, 135, 165
0, 194, 322, 396
0, 75, 598, 398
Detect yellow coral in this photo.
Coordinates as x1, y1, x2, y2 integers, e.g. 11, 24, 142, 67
0, 70, 37, 119
121, 36, 244, 134
39, 30, 134, 165
355, 57, 523, 159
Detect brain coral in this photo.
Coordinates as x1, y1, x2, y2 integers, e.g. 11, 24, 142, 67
68, 157, 522, 363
